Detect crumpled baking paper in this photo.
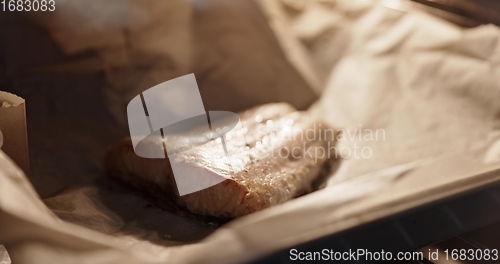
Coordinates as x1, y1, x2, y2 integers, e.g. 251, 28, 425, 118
310, 3, 500, 181
2, 1, 500, 264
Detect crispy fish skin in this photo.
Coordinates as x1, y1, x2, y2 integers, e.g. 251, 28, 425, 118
105, 103, 336, 218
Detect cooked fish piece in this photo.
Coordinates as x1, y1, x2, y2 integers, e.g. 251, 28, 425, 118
105, 103, 336, 219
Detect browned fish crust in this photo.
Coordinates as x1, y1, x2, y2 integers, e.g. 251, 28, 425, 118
105, 103, 337, 219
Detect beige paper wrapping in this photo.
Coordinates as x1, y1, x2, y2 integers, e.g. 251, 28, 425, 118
0, 245, 11, 264
0, 92, 29, 176
1, 1, 500, 264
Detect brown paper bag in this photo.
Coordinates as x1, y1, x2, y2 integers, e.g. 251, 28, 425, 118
0, 91, 29, 176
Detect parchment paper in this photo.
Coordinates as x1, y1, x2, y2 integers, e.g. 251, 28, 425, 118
1, 1, 500, 264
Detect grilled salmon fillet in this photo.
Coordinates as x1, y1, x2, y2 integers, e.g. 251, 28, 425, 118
105, 103, 336, 219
